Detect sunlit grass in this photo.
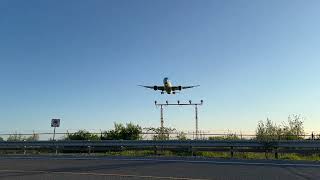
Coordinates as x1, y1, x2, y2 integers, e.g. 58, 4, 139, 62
103, 150, 320, 161
279, 153, 320, 161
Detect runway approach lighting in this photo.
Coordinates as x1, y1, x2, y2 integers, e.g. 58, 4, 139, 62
154, 100, 204, 139
139, 77, 199, 94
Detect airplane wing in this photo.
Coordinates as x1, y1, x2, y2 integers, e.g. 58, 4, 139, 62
138, 85, 165, 91
172, 85, 200, 91
182, 85, 200, 89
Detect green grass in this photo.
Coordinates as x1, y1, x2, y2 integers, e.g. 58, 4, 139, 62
195, 151, 229, 158
103, 150, 320, 161
279, 153, 320, 161
195, 151, 274, 160
105, 150, 155, 156
2, 149, 319, 161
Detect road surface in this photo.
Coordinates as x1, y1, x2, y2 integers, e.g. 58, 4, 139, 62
0, 156, 319, 180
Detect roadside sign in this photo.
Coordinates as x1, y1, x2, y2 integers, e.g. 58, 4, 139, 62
51, 119, 60, 127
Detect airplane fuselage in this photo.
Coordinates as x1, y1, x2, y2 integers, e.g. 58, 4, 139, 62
163, 77, 173, 94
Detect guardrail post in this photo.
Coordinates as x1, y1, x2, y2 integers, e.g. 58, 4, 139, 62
190, 146, 194, 156
23, 145, 26, 155
265, 147, 268, 159
154, 146, 157, 155
55, 146, 58, 155
88, 146, 91, 155
230, 146, 234, 158
274, 151, 278, 159
274, 147, 278, 159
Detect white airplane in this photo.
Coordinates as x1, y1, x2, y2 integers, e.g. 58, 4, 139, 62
139, 77, 199, 94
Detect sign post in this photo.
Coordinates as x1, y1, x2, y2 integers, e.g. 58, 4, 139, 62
51, 119, 60, 141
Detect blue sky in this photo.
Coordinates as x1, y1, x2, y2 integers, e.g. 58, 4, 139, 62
0, 0, 320, 134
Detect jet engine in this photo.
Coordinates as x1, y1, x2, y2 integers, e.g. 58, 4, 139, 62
153, 86, 158, 90
178, 86, 182, 91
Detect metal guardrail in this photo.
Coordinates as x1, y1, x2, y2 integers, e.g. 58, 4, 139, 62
1, 140, 320, 148
0, 140, 320, 159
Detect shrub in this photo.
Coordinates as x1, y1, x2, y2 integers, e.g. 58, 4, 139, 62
101, 123, 142, 140
256, 114, 305, 141
65, 130, 100, 140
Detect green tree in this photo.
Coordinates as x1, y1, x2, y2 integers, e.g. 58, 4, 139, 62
256, 118, 280, 141
0, 137, 3, 141
101, 123, 142, 140
65, 130, 100, 140
282, 114, 304, 140
256, 115, 305, 141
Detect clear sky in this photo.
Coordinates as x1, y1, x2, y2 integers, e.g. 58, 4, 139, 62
0, 0, 320, 134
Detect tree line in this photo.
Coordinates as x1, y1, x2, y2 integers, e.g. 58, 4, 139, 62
1, 114, 318, 141
64, 123, 142, 140
0, 133, 39, 141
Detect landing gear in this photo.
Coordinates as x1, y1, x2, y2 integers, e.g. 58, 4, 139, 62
172, 91, 176, 94
161, 91, 164, 94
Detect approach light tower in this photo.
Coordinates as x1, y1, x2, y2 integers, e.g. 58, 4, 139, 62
154, 100, 204, 139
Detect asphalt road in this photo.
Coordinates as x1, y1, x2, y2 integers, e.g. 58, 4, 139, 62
0, 156, 319, 180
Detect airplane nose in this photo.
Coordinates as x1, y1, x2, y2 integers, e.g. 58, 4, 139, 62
163, 78, 168, 84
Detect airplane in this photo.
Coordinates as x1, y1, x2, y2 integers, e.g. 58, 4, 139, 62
139, 77, 199, 94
